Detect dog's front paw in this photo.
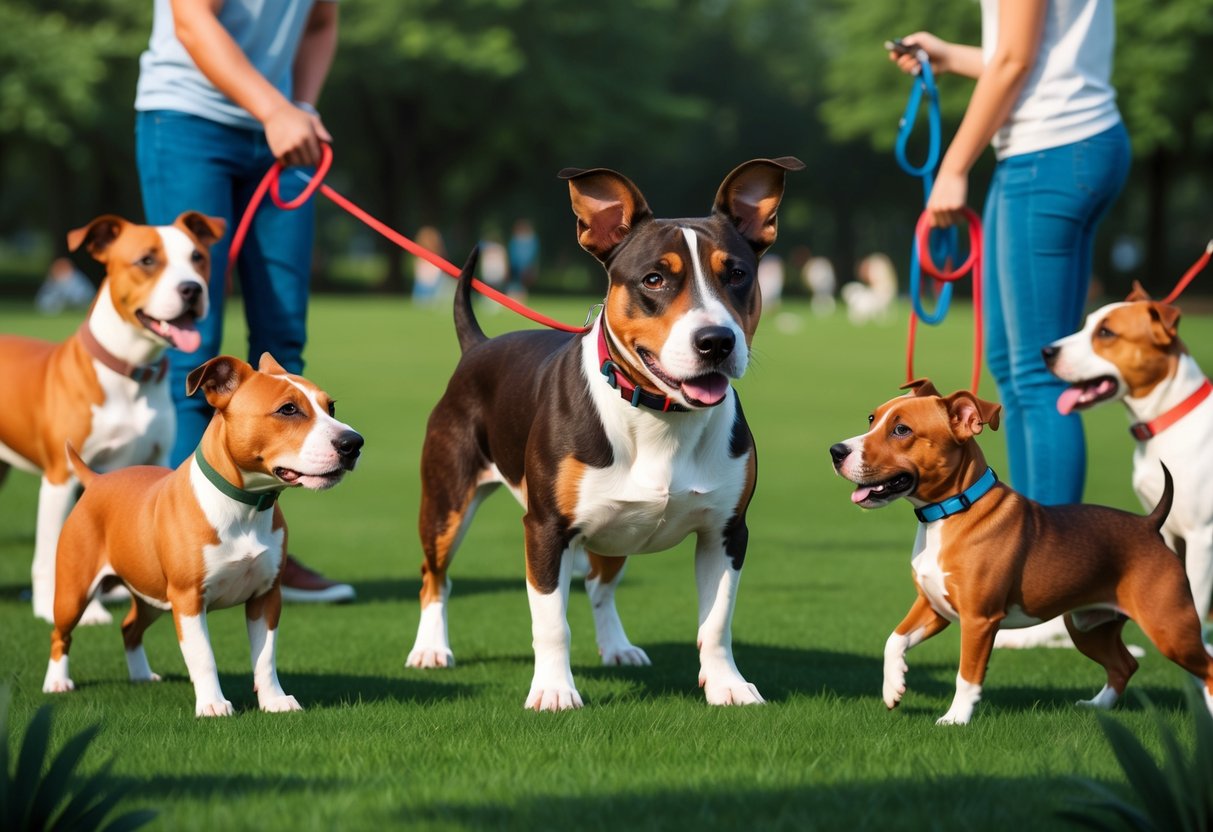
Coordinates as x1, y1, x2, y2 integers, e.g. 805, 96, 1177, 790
524, 685, 583, 712
196, 699, 235, 718
599, 643, 651, 667
406, 647, 455, 669
131, 671, 162, 684
78, 599, 114, 627
935, 709, 973, 726
260, 694, 303, 713
42, 678, 75, 694
43, 658, 74, 693
699, 669, 765, 706
882, 659, 908, 709
1076, 684, 1119, 710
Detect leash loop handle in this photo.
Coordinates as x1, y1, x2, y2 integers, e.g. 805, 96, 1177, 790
894, 57, 942, 180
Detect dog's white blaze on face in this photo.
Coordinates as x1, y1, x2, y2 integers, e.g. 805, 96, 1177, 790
651, 228, 750, 388
1048, 302, 1129, 391
142, 226, 209, 323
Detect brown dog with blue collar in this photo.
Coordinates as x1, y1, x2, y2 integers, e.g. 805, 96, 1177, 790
830, 379, 1213, 724
405, 157, 803, 710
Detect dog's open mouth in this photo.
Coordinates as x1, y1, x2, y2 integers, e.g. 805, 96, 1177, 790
274, 466, 347, 490
637, 348, 730, 407
137, 310, 202, 353
1057, 376, 1119, 415
850, 472, 916, 508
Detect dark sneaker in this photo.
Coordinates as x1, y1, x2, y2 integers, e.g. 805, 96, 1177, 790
280, 555, 355, 603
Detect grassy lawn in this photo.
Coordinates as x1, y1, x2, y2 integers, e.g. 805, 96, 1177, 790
1, 291, 1209, 830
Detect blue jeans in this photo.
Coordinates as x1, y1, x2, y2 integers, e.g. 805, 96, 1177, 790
983, 121, 1131, 505
136, 110, 315, 466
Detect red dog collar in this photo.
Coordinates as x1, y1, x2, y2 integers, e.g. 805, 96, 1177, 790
1129, 378, 1213, 441
596, 318, 688, 413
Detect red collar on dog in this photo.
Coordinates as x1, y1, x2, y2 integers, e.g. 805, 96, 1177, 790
76, 323, 168, 384
1129, 378, 1213, 441
596, 318, 689, 413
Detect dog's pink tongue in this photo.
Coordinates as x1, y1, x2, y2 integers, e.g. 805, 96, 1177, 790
1057, 387, 1084, 416
681, 373, 729, 406
851, 485, 873, 504
159, 318, 201, 353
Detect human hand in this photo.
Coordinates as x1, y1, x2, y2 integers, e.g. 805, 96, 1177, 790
264, 103, 333, 168
888, 31, 952, 76
926, 169, 968, 228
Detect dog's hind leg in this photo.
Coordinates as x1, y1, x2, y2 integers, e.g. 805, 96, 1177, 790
122, 595, 165, 683
585, 551, 650, 667
407, 458, 498, 670
1065, 612, 1136, 709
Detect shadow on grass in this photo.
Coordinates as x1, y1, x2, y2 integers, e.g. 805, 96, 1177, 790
353, 576, 525, 604
118, 772, 346, 800
399, 775, 1081, 831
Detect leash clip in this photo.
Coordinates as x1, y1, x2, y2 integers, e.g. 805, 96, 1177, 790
583, 302, 605, 330
1129, 422, 1154, 441
600, 359, 620, 389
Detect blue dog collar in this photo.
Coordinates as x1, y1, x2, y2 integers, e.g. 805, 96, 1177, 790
914, 467, 997, 523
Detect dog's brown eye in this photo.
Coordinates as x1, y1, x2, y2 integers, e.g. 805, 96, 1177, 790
327, 401, 336, 417
276, 402, 300, 417
867, 414, 875, 425
1097, 325, 1116, 339
727, 268, 748, 287
137, 254, 157, 269
642, 273, 664, 289
191, 250, 205, 263
892, 423, 912, 437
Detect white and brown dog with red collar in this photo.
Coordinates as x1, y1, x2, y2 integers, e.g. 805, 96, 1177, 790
830, 380, 1213, 724
405, 157, 803, 710
1045, 283, 1213, 633
43, 353, 363, 716
0, 212, 223, 624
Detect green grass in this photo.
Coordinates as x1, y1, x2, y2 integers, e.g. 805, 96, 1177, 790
1, 293, 1210, 831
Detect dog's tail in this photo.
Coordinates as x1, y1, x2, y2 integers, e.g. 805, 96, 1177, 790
1146, 462, 1174, 533
65, 443, 98, 489
453, 247, 487, 355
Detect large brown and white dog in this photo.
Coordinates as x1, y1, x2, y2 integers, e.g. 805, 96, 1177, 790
1045, 283, 1213, 633
43, 354, 363, 716
0, 213, 223, 624
831, 380, 1213, 724
405, 158, 803, 710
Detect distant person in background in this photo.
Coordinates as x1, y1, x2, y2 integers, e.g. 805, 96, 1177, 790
35, 257, 95, 315
756, 252, 785, 307
892, 0, 1130, 647
479, 236, 508, 289
507, 218, 539, 298
135, 0, 353, 603
802, 254, 837, 317
841, 253, 897, 325
411, 226, 446, 305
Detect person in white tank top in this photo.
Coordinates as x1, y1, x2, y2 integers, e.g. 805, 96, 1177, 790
890, 0, 1132, 648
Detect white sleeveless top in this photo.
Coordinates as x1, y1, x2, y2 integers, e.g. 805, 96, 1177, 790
981, 0, 1121, 159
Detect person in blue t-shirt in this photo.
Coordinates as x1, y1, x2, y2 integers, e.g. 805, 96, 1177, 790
135, 0, 353, 603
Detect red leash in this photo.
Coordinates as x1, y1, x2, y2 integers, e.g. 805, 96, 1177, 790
228, 144, 589, 334
906, 207, 984, 393
1161, 241, 1213, 306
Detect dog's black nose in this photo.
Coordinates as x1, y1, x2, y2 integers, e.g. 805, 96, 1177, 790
179, 282, 204, 307
1041, 344, 1060, 366
334, 430, 364, 459
694, 326, 735, 361
829, 443, 851, 468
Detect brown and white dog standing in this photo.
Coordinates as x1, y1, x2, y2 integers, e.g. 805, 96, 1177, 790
0, 212, 223, 624
406, 158, 803, 710
1045, 283, 1213, 633
43, 354, 363, 716
830, 380, 1213, 724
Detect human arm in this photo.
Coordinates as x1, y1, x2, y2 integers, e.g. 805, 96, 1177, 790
292, 2, 338, 114
921, 2, 1047, 226
170, 0, 332, 166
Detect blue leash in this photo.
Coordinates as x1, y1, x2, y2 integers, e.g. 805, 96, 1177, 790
895, 51, 957, 325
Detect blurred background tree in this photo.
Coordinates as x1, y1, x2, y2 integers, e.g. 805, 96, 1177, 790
1, 0, 1210, 297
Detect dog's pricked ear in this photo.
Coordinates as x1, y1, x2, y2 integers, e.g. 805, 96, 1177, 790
900, 378, 940, 398
257, 352, 289, 376
713, 157, 805, 255
1125, 280, 1152, 303
175, 211, 227, 248
1148, 302, 1182, 347
66, 215, 128, 263
186, 355, 253, 409
944, 391, 1002, 441
559, 167, 653, 262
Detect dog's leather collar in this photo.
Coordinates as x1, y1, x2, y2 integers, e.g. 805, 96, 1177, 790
194, 447, 278, 511
1129, 378, 1213, 441
77, 323, 168, 384
915, 467, 998, 523
596, 317, 689, 413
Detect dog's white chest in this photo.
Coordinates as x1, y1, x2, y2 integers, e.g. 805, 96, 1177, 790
201, 522, 283, 609
911, 523, 959, 621
81, 369, 173, 470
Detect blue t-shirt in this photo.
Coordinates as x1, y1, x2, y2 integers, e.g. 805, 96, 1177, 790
135, 0, 322, 131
